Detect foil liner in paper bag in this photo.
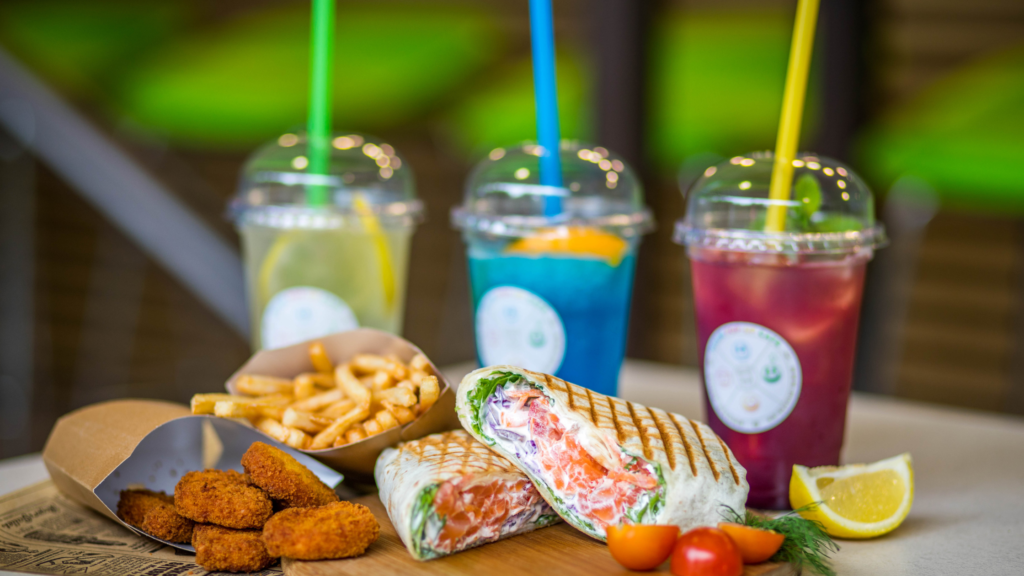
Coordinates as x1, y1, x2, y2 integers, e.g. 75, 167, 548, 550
225, 328, 462, 477
42, 399, 342, 552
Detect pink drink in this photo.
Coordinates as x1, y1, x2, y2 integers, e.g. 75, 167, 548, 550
690, 248, 868, 509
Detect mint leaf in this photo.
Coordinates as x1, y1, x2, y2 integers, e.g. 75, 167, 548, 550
813, 214, 864, 233
794, 174, 822, 217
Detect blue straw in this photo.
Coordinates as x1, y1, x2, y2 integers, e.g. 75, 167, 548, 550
529, 0, 564, 216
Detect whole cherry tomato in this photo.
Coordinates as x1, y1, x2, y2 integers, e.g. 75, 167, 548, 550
670, 527, 743, 576
718, 522, 785, 564
606, 525, 680, 571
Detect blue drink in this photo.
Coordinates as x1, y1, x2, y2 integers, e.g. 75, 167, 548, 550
451, 141, 653, 396
468, 244, 637, 396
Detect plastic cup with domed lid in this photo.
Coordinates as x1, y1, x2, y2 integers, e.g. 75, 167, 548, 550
451, 140, 653, 396
231, 132, 422, 350
673, 151, 887, 509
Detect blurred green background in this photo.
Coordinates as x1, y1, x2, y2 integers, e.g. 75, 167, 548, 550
1, 0, 1023, 460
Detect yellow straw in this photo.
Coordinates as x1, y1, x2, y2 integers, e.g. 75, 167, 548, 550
765, 0, 821, 233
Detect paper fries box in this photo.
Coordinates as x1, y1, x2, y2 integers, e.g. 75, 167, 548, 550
225, 328, 462, 478
42, 399, 343, 552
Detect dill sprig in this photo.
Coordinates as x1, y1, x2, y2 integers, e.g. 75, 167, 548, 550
721, 504, 839, 576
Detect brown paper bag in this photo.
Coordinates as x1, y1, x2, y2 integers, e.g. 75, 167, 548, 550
42, 399, 343, 552
225, 328, 462, 477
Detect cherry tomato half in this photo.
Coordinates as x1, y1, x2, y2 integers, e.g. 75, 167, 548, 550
606, 525, 680, 571
670, 527, 743, 576
718, 522, 785, 564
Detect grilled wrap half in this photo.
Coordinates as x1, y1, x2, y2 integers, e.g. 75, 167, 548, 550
455, 366, 749, 540
375, 429, 559, 560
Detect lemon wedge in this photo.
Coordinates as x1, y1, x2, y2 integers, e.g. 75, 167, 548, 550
505, 226, 629, 266
789, 453, 914, 539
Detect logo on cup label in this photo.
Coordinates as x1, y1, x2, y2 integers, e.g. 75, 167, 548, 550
261, 286, 359, 350
704, 322, 801, 434
476, 286, 566, 374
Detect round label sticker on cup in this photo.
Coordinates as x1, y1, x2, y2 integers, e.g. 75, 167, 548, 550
261, 286, 360, 350
704, 321, 801, 434
476, 286, 566, 374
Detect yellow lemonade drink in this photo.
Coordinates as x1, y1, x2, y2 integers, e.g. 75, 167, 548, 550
234, 132, 421, 350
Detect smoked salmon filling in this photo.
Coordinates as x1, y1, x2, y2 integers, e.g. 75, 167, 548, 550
413, 476, 558, 557
473, 372, 665, 533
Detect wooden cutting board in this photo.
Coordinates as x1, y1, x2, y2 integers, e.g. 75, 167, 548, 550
284, 496, 794, 576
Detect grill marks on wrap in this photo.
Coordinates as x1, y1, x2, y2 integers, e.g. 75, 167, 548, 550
688, 419, 721, 482
717, 436, 741, 486
608, 396, 625, 444
667, 412, 699, 477
563, 374, 575, 412
626, 402, 653, 461
586, 389, 597, 426
511, 369, 740, 486
402, 430, 518, 478
650, 411, 678, 472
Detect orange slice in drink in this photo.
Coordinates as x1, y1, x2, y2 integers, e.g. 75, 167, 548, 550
505, 226, 629, 266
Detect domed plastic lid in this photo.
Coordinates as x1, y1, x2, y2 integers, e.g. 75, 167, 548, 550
231, 132, 422, 230
674, 152, 887, 255
451, 140, 653, 238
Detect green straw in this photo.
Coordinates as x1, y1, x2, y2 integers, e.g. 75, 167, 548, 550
305, 0, 396, 306
306, 0, 334, 206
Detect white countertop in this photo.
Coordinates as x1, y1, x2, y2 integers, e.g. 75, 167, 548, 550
3, 360, 1023, 575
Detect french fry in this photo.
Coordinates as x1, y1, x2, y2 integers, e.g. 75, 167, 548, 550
419, 375, 440, 411
191, 393, 247, 414
213, 401, 285, 421
296, 372, 335, 389
371, 370, 394, 392
319, 399, 357, 418
309, 341, 334, 374
291, 388, 346, 413
335, 364, 371, 409
344, 424, 367, 444
256, 418, 310, 450
363, 418, 383, 436
282, 407, 335, 433
293, 376, 316, 401
409, 353, 431, 373
235, 375, 294, 396
202, 350, 441, 450
409, 371, 427, 388
194, 393, 291, 415
309, 405, 370, 450
382, 401, 416, 425
349, 354, 389, 374
373, 386, 417, 407
375, 408, 400, 430
351, 354, 408, 380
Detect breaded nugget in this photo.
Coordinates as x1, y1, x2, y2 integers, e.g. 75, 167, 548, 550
174, 469, 272, 529
192, 524, 276, 573
242, 442, 338, 508
117, 489, 194, 543
262, 501, 380, 560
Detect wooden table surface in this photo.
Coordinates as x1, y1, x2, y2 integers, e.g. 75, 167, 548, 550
284, 495, 792, 576
2, 360, 1023, 575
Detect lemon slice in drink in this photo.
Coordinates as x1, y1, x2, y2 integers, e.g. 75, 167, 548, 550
258, 195, 395, 311
258, 228, 384, 315
790, 453, 914, 539
505, 226, 628, 265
